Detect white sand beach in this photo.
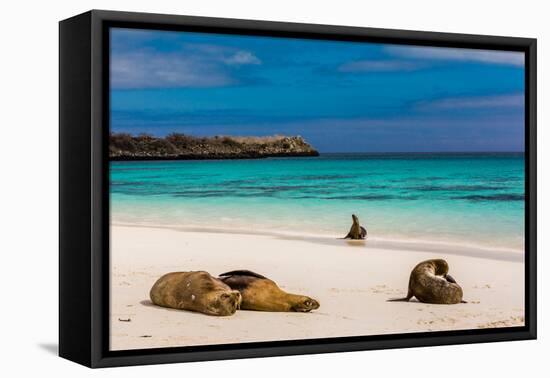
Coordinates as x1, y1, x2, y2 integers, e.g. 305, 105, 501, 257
110, 224, 525, 351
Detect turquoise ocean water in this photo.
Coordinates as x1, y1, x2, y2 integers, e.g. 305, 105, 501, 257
110, 153, 525, 251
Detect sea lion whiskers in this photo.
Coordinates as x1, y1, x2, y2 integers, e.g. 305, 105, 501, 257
291, 296, 320, 312
205, 291, 241, 315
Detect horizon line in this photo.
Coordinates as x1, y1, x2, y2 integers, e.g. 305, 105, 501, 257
317, 151, 525, 154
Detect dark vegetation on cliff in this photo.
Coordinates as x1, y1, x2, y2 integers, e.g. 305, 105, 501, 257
109, 133, 320, 160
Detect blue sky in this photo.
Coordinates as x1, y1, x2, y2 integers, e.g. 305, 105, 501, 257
110, 28, 525, 152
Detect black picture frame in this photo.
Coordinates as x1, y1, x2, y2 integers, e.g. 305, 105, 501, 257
59, 9, 537, 368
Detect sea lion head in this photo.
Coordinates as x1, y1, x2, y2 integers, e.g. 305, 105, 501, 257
352, 214, 359, 224
205, 290, 242, 316
431, 259, 450, 276
291, 296, 320, 312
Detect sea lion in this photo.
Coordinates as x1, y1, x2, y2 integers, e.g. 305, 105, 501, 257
389, 259, 465, 304
343, 214, 367, 240
218, 270, 320, 312
150, 271, 242, 316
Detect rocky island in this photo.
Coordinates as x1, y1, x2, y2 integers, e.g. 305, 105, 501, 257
109, 133, 319, 161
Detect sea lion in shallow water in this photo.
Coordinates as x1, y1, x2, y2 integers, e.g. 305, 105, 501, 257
218, 270, 320, 312
343, 214, 367, 240
389, 259, 465, 304
150, 271, 242, 316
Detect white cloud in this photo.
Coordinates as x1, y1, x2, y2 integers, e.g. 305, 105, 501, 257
222, 51, 261, 65
338, 60, 425, 72
417, 93, 524, 110
385, 45, 524, 66
110, 45, 261, 89
111, 52, 234, 89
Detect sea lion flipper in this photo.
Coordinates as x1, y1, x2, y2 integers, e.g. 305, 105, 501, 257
219, 270, 267, 279
387, 288, 413, 302
445, 274, 457, 284
387, 297, 411, 302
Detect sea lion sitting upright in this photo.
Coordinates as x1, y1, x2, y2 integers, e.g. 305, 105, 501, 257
219, 270, 320, 312
343, 214, 367, 240
150, 271, 242, 316
389, 259, 465, 304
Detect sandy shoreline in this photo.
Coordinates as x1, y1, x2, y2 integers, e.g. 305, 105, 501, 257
110, 224, 525, 351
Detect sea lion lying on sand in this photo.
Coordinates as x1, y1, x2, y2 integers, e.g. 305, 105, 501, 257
389, 259, 465, 304
150, 271, 242, 316
343, 214, 367, 240
219, 270, 320, 312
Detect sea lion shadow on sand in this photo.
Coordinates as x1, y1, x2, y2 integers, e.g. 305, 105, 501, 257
140, 299, 230, 317
344, 239, 367, 247
272, 233, 365, 248
219, 270, 320, 313
388, 259, 467, 305
140, 299, 186, 311
140, 299, 156, 307
266, 213, 368, 248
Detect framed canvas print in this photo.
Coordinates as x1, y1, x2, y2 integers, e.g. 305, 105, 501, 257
59, 10, 536, 368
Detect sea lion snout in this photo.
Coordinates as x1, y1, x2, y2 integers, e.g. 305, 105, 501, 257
213, 290, 242, 316
292, 297, 320, 312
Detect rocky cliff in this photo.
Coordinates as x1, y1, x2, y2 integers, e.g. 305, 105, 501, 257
109, 133, 320, 160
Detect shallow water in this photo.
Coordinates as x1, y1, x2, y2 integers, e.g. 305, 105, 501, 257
110, 153, 525, 251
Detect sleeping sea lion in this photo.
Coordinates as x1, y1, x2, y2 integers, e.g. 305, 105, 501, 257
343, 214, 367, 240
218, 270, 320, 312
150, 271, 242, 316
388, 259, 465, 304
